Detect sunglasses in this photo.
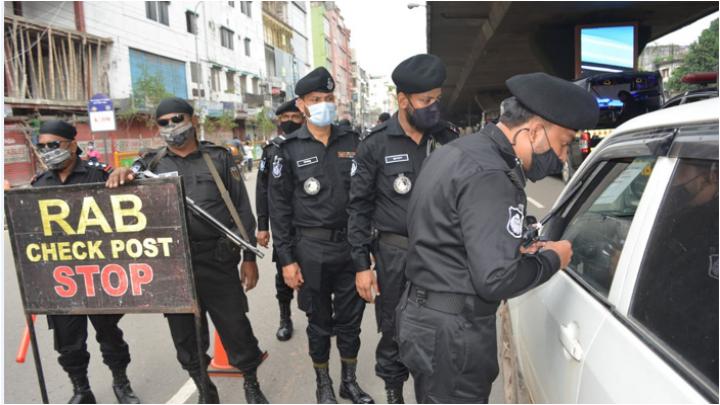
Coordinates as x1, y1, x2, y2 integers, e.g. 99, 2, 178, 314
35, 140, 71, 151
157, 114, 186, 127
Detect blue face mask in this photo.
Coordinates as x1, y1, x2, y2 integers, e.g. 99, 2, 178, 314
307, 102, 337, 127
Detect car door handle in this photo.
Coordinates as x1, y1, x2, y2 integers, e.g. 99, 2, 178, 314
559, 322, 584, 362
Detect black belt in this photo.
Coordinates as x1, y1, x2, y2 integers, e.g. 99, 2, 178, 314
297, 227, 347, 242
408, 284, 495, 316
378, 232, 409, 250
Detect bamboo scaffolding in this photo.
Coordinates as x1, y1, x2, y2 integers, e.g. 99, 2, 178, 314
25, 30, 37, 98
36, 31, 45, 99
48, 28, 54, 99
18, 24, 27, 98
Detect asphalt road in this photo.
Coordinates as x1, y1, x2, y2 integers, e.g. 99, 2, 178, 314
3, 169, 565, 404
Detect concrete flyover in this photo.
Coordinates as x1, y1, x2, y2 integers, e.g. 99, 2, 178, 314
427, 1, 719, 126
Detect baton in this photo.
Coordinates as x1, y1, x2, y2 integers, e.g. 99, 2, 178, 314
136, 170, 264, 259
16, 314, 37, 363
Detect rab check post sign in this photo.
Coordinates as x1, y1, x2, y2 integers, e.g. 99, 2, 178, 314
5, 177, 197, 315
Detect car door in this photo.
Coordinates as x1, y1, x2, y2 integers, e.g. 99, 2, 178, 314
576, 123, 719, 403
510, 152, 661, 403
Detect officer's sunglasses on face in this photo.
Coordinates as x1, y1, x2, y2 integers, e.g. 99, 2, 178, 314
156, 114, 186, 127
36, 140, 71, 152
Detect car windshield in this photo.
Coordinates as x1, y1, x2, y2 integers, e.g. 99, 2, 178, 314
577, 72, 663, 129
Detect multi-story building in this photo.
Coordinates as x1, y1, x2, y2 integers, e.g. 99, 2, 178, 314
350, 50, 371, 131
639, 44, 689, 90
310, 2, 352, 120
368, 74, 398, 121
262, 1, 294, 109
3, 1, 266, 185
288, 2, 312, 91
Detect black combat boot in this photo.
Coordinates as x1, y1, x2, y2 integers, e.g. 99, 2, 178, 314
68, 375, 96, 404
385, 385, 404, 404
276, 301, 293, 341
243, 369, 269, 404
314, 363, 338, 404
191, 373, 220, 404
111, 368, 141, 404
338, 359, 374, 404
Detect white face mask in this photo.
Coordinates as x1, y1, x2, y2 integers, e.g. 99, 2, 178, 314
307, 102, 337, 127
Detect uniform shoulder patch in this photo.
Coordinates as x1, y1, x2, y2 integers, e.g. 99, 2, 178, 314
506, 205, 524, 238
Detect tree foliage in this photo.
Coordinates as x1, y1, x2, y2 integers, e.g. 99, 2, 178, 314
667, 19, 719, 94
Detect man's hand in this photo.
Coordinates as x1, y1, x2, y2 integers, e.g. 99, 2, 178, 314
519, 241, 546, 255
257, 231, 270, 248
282, 262, 304, 290
355, 269, 379, 303
543, 240, 573, 269
240, 261, 259, 291
106, 167, 135, 188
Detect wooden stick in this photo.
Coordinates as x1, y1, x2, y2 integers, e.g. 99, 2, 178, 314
59, 37, 68, 100
48, 28, 55, 99
37, 31, 45, 99
67, 32, 74, 100
11, 20, 20, 98
88, 42, 93, 97
4, 35, 16, 97
19, 25, 27, 99
25, 30, 37, 98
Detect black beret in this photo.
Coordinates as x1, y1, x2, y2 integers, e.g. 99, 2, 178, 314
392, 54, 447, 94
39, 120, 77, 140
295, 67, 335, 96
276, 98, 300, 115
506, 72, 599, 130
155, 97, 194, 118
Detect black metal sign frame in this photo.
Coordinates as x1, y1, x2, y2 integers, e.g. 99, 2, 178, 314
4, 177, 209, 403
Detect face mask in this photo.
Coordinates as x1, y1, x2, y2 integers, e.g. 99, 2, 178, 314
160, 121, 195, 147
307, 102, 336, 127
521, 126, 564, 182
406, 99, 441, 131
280, 120, 302, 134
40, 147, 72, 171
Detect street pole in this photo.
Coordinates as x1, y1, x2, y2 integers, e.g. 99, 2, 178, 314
194, 1, 206, 141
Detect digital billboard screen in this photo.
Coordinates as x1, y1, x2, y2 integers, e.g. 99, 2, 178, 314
577, 24, 637, 77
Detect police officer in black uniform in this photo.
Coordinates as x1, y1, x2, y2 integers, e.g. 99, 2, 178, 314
348, 54, 458, 404
31, 120, 140, 404
397, 72, 599, 403
108, 98, 268, 404
256, 98, 304, 341
268, 67, 374, 404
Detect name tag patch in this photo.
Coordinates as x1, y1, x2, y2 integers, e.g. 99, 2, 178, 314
159, 171, 179, 178
385, 154, 409, 164
337, 151, 355, 159
296, 156, 319, 167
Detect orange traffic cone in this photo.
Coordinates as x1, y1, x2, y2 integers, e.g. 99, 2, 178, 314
209, 331, 243, 377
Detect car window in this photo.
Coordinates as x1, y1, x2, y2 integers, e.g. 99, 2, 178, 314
630, 158, 719, 389
561, 157, 657, 296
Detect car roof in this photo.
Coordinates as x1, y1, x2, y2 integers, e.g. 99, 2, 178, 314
613, 97, 719, 135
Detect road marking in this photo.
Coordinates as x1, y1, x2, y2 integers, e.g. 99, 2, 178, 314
527, 197, 545, 209
167, 378, 195, 404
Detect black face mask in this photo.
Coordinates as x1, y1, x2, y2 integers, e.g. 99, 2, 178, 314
406, 99, 441, 131
279, 121, 302, 135
514, 126, 564, 182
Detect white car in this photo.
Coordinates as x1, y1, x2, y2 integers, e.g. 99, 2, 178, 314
508, 97, 718, 403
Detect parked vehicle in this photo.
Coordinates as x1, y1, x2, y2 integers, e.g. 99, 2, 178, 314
508, 97, 718, 403
563, 71, 664, 183
662, 72, 718, 108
